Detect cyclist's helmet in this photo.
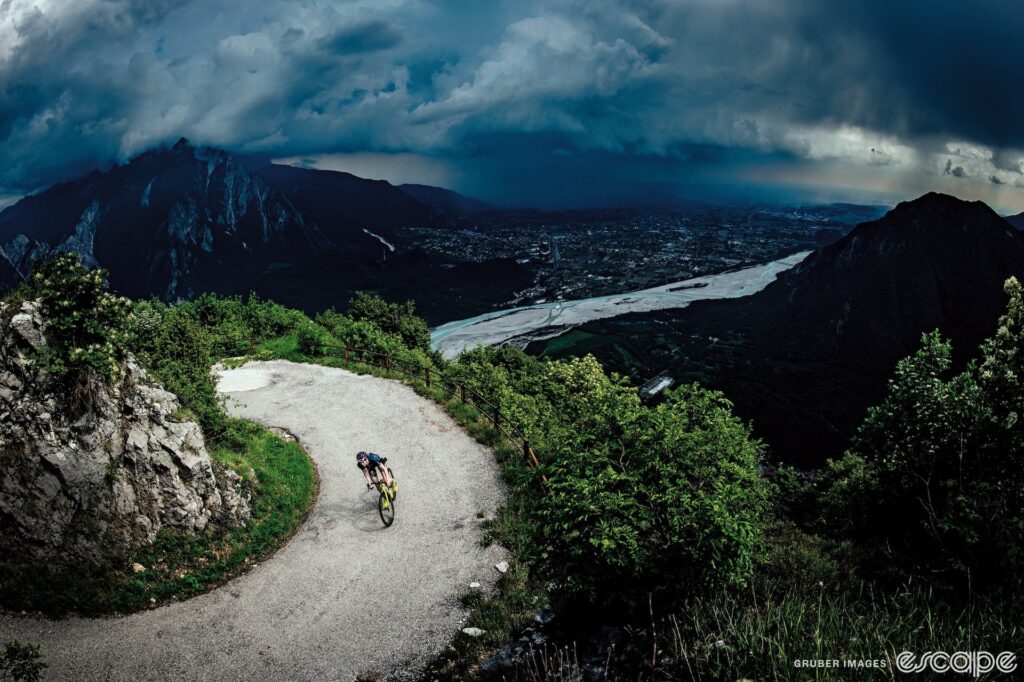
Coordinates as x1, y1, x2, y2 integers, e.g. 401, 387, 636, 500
356, 451, 369, 466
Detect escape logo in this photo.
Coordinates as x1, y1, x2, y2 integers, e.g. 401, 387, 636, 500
895, 651, 1017, 676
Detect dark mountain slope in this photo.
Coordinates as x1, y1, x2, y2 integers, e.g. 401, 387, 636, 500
542, 193, 1024, 466
257, 165, 443, 239
0, 141, 530, 318
1006, 211, 1024, 230
0, 139, 328, 299
397, 184, 491, 215
0, 251, 18, 290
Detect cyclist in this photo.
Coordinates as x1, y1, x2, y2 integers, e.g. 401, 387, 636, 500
356, 451, 394, 490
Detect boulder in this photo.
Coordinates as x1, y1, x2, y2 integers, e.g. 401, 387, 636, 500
0, 299, 251, 566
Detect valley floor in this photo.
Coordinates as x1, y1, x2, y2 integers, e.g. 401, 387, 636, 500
431, 250, 810, 358
0, 361, 506, 681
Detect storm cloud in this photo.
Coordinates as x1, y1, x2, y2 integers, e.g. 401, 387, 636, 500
1, 0, 1022, 208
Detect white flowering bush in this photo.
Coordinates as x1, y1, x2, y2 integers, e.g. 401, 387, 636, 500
30, 254, 131, 380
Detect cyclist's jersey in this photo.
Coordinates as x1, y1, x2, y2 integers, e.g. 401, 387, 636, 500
359, 452, 386, 472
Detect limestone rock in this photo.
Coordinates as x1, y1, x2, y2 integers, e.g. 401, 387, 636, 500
0, 299, 251, 566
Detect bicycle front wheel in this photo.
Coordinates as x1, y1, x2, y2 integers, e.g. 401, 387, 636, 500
378, 490, 395, 527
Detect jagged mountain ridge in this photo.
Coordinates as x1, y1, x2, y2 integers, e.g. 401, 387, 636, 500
544, 193, 1024, 465
0, 140, 332, 298
0, 139, 450, 302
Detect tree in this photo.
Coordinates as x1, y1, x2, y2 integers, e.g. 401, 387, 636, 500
825, 279, 1024, 588
346, 292, 431, 353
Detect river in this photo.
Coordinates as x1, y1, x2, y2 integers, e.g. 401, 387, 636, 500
430, 251, 810, 358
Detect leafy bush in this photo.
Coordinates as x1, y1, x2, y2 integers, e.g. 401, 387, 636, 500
525, 357, 767, 608
0, 641, 45, 682
315, 308, 436, 368
296, 321, 332, 356
26, 254, 131, 379
145, 309, 227, 440
346, 291, 432, 353
171, 293, 306, 357
819, 278, 1024, 588
124, 298, 168, 360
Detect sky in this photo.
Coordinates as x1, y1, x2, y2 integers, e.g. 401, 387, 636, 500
1, 0, 1024, 211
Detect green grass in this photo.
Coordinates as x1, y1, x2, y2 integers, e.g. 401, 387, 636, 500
258, 333, 301, 359
540, 329, 596, 356
658, 582, 1022, 681
0, 419, 317, 616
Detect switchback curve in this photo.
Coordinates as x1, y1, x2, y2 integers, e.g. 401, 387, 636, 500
0, 360, 507, 681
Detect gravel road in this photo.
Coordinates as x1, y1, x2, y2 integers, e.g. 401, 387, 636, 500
0, 360, 507, 681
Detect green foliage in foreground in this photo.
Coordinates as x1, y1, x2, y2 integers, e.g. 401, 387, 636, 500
659, 581, 1020, 681
536, 366, 766, 606
346, 291, 432, 353
0, 641, 46, 682
15, 263, 1023, 674
815, 278, 1024, 589
16, 254, 131, 380
0, 420, 315, 616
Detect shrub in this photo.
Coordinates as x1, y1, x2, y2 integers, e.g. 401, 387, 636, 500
146, 310, 227, 440
532, 358, 767, 609
346, 291, 432, 353
124, 299, 168, 361
0, 641, 45, 682
296, 321, 331, 356
26, 254, 131, 380
820, 278, 1024, 589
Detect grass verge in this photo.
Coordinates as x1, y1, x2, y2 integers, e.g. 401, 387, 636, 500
0, 419, 318, 617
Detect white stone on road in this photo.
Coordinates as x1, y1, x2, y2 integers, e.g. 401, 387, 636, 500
0, 360, 507, 681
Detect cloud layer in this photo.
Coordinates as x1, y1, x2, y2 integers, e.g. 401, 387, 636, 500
2, 0, 1023, 208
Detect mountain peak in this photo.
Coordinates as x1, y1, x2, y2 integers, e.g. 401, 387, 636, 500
172, 137, 192, 151
820, 192, 1020, 266
889, 191, 999, 222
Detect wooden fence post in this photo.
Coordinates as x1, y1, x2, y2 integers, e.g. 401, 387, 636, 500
343, 346, 349, 361
385, 355, 391, 372
249, 336, 255, 354
523, 439, 530, 464
460, 383, 466, 403
425, 367, 431, 387
494, 406, 500, 428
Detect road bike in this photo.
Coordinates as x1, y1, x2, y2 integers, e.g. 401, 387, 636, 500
372, 466, 398, 527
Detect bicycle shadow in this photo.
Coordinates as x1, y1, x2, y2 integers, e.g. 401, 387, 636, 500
331, 493, 396, 534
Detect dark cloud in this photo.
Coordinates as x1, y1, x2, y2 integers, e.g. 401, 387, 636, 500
943, 160, 967, 179
0, 0, 1023, 208
319, 19, 401, 55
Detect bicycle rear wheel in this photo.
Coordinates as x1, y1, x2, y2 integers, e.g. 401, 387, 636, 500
378, 489, 395, 527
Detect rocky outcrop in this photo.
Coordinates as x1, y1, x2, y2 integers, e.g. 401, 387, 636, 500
0, 299, 250, 566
